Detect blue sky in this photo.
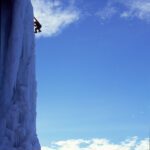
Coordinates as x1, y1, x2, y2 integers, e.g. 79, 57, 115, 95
32, 0, 150, 149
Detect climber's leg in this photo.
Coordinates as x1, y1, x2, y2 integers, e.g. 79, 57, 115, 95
34, 28, 38, 33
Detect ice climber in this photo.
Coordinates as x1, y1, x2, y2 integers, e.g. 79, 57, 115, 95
34, 17, 42, 33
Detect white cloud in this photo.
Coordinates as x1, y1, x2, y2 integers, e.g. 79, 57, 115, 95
96, 3, 117, 21
31, 0, 80, 37
41, 137, 148, 150
42, 146, 54, 150
97, 0, 150, 22
120, 0, 150, 21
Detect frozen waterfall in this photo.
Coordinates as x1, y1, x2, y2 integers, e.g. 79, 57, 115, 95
0, 0, 41, 149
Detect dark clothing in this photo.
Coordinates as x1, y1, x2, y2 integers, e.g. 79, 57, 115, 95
34, 17, 42, 33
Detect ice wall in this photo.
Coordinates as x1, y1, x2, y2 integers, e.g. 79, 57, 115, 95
0, 0, 41, 149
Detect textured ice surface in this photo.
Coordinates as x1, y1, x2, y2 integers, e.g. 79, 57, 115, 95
0, 0, 40, 149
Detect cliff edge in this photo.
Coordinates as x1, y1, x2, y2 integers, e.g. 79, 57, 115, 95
0, 0, 41, 149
